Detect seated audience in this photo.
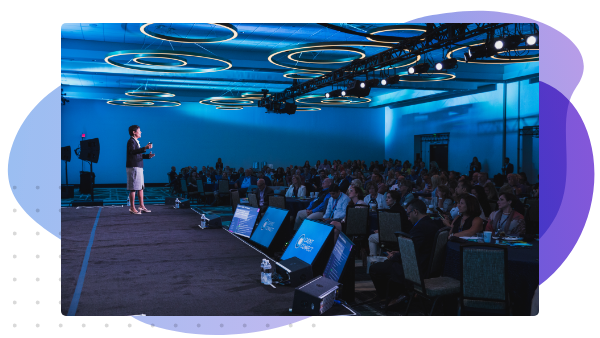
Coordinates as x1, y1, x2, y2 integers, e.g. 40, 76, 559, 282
442, 194, 484, 238
478, 172, 491, 186
254, 179, 275, 213
484, 181, 499, 201
363, 182, 387, 210
285, 175, 306, 197
272, 167, 286, 186
471, 185, 492, 218
294, 178, 332, 230
321, 184, 350, 224
435, 185, 454, 213
369, 199, 439, 307
399, 180, 415, 205
485, 193, 526, 236
350, 179, 366, 196
368, 191, 410, 256
330, 185, 366, 243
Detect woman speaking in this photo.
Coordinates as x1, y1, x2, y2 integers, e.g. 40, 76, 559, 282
126, 125, 155, 214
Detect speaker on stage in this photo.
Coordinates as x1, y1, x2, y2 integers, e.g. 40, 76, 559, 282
291, 275, 341, 315
79, 171, 95, 194
277, 256, 313, 287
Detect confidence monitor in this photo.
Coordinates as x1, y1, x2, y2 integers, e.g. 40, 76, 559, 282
281, 220, 335, 276
229, 205, 260, 238
249, 207, 290, 252
323, 231, 355, 302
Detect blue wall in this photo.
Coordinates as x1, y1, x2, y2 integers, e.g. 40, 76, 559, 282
61, 99, 385, 184
385, 79, 539, 181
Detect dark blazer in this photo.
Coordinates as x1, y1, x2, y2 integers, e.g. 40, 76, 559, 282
502, 163, 514, 175
391, 216, 439, 276
126, 137, 149, 168
254, 186, 275, 210
338, 179, 350, 194
235, 175, 258, 188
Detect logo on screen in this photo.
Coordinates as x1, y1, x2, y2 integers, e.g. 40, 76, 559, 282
295, 234, 315, 252
260, 218, 275, 232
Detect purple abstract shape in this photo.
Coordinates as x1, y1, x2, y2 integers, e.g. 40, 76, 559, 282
539, 82, 566, 237
539, 82, 593, 284
133, 316, 307, 335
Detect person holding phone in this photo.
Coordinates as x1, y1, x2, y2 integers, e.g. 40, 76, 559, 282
126, 125, 155, 215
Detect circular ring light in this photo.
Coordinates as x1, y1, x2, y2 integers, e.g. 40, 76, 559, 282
375, 53, 422, 71
125, 90, 175, 98
241, 92, 271, 99
446, 40, 539, 64
216, 106, 244, 110
105, 49, 232, 73
287, 46, 366, 64
491, 47, 539, 61
295, 94, 371, 105
132, 54, 188, 67
199, 97, 255, 107
366, 25, 427, 43
295, 107, 321, 111
140, 23, 238, 43
283, 70, 324, 79
396, 71, 456, 82
268, 41, 396, 73
107, 99, 181, 107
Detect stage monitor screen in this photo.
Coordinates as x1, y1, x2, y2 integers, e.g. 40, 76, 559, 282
323, 232, 354, 282
281, 220, 333, 265
250, 207, 289, 249
229, 205, 259, 238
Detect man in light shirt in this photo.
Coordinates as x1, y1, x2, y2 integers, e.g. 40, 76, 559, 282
322, 184, 350, 223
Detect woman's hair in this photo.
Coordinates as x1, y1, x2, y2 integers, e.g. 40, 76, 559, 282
458, 193, 481, 217
387, 190, 401, 204
471, 157, 479, 163
128, 125, 140, 136
292, 174, 302, 187
348, 185, 365, 201
366, 182, 378, 193
217, 158, 222, 162
499, 192, 518, 207
472, 185, 491, 217
431, 175, 441, 191
484, 182, 499, 201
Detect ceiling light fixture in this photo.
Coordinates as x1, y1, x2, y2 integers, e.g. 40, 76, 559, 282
105, 50, 232, 74
435, 58, 458, 71
140, 23, 238, 43
381, 75, 400, 86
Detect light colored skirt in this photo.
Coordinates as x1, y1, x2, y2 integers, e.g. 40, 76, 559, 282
126, 167, 144, 191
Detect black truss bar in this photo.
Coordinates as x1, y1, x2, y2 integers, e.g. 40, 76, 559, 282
259, 23, 510, 108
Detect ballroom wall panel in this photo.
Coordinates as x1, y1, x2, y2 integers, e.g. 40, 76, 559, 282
61, 99, 385, 184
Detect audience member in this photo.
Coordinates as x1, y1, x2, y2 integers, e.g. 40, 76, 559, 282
470, 156, 482, 173
321, 184, 350, 223
215, 158, 224, 170
330, 185, 366, 243
478, 172, 491, 186
471, 185, 492, 218
435, 185, 454, 213
254, 179, 275, 213
443, 194, 484, 238
364, 182, 387, 210
294, 178, 333, 229
485, 193, 526, 236
484, 181, 499, 201
368, 191, 410, 256
502, 157, 514, 176
257, 171, 272, 186
399, 180, 415, 205
369, 199, 439, 307
285, 175, 306, 197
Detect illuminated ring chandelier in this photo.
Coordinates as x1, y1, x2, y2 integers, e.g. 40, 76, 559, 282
397, 71, 456, 82
199, 97, 255, 109
140, 23, 238, 43
241, 92, 270, 99
287, 46, 365, 64
446, 40, 539, 64
105, 49, 232, 73
366, 25, 427, 43
132, 54, 188, 67
491, 46, 539, 61
268, 41, 398, 73
107, 99, 181, 107
216, 106, 244, 110
283, 70, 324, 80
295, 106, 322, 111
125, 90, 175, 98
295, 94, 371, 105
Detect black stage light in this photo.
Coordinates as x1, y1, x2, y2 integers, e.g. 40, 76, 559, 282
61, 146, 71, 162
326, 89, 344, 98
435, 58, 458, 71
279, 101, 297, 115
494, 36, 522, 50
346, 80, 374, 97
408, 63, 430, 75
381, 75, 400, 86
79, 138, 100, 163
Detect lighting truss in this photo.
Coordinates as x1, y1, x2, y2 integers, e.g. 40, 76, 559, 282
259, 23, 510, 108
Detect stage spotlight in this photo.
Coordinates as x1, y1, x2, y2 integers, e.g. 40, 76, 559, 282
494, 36, 522, 50
435, 58, 458, 71
408, 63, 430, 75
468, 43, 497, 60
327, 89, 344, 98
526, 35, 538, 46
341, 90, 346, 96
279, 101, 297, 115
381, 75, 400, 86
347, 79, 376, 97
